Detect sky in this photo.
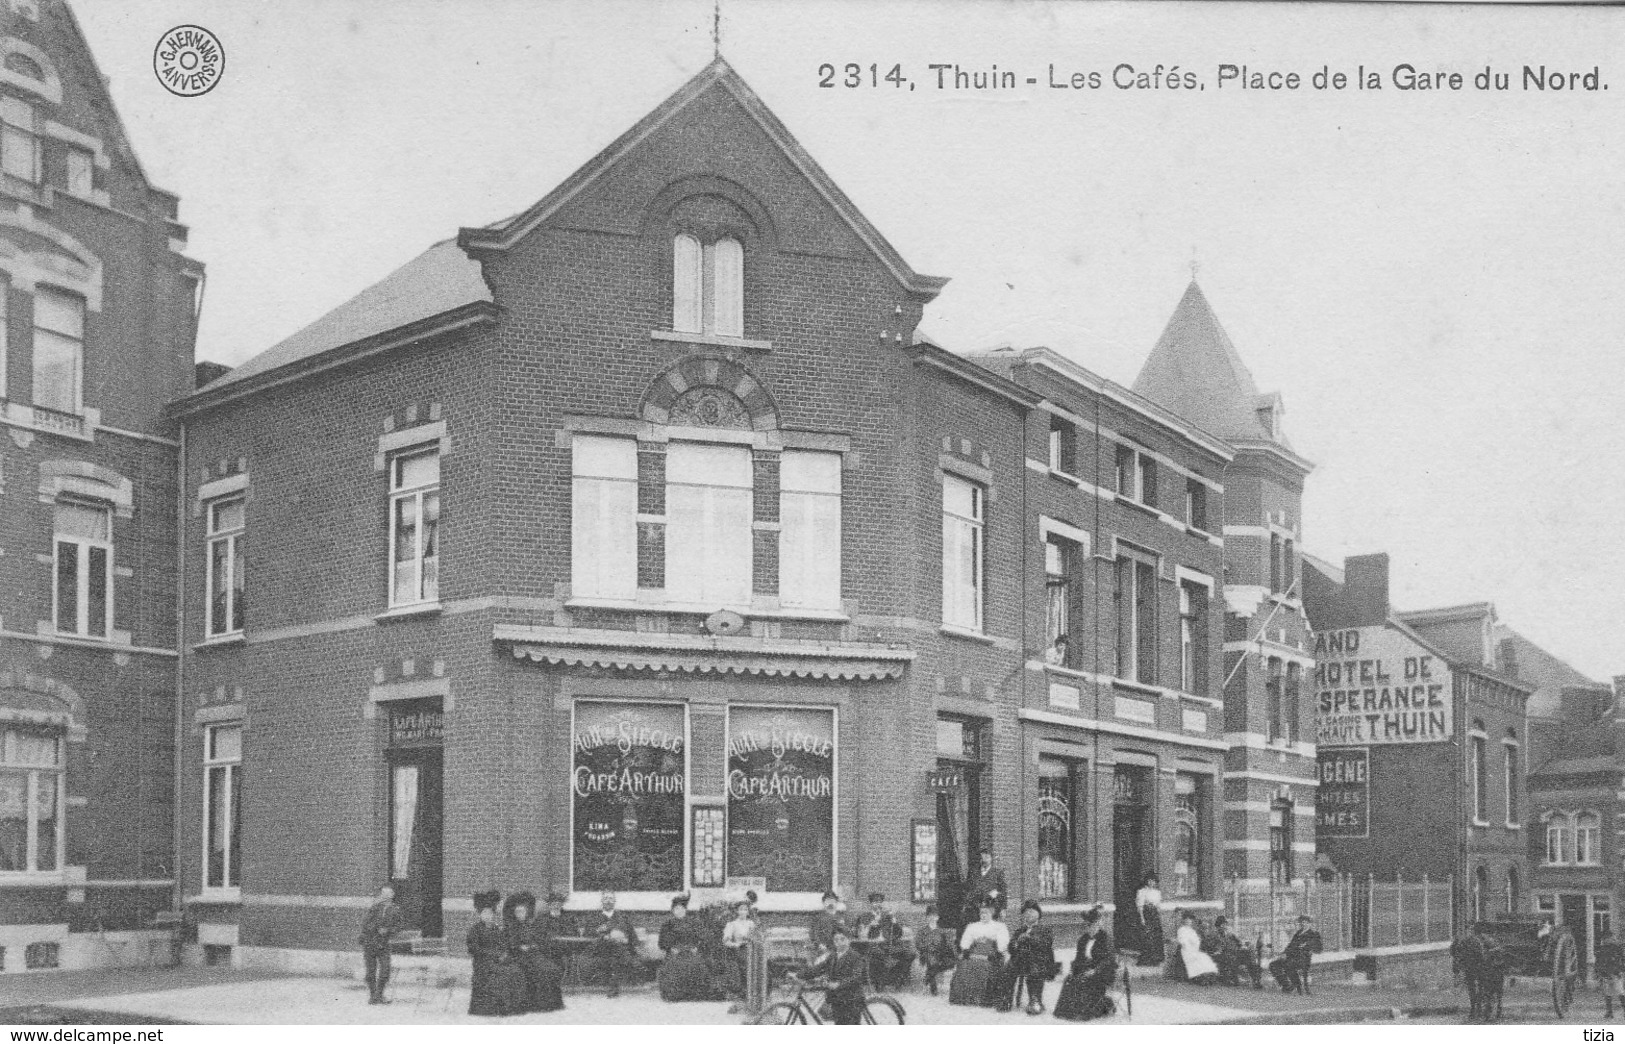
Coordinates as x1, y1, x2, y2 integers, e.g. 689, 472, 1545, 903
73, 1, 1625, 681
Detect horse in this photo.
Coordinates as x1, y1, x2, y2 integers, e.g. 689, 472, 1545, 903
1453, 932, 1508, 1022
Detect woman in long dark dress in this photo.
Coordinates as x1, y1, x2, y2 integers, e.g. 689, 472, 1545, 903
999, 899, 1058, 1014
1054, 906, 1117, 1022
505, 890, 565, 1013
657, 894, 718, 1001
468, 891, 529, 1017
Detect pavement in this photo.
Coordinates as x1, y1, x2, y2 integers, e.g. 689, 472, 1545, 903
0, 964, 1602, 1025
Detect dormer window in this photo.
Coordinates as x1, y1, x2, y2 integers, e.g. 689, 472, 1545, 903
673, 233, 743, 338
0, 94, 37, 183
3, 52, 42, 81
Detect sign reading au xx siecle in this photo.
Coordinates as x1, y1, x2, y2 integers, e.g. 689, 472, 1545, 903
1314, 626, 1452, 745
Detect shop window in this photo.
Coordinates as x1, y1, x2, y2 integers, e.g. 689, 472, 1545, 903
672, 233, 743, 337
1185, 479, 1207, 531
571, 700, 686, 894
942, 474, 984, 632
387, 446, 440, 607
1179, 582, 1209, 696
33, 287, 84, 415
204, 725, 241, 891
1113, 550, 1158, 684
53, 498, 111, 637
1576, 811, 1601, 865
1047, 416, 1076, 475
1171, 773, 1206, 897
1269, 798, 1293, 885
778, 451, 841, 611
726, 706, 835, 893
0, 726, 62, 873
1037, 757, 1084, 900
205, 495, 246, 637
0, 94, 37, 183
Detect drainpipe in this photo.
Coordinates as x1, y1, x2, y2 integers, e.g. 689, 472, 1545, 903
172, 419, 187, 924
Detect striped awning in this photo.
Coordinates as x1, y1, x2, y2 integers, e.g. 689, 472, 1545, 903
496, 625, 913, 682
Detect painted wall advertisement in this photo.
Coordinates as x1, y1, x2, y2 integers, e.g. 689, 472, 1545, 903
727, 706, 835, 893
572, 700, 686, 892
1314, 626, 1453, 744
1316, 746, 1370, 838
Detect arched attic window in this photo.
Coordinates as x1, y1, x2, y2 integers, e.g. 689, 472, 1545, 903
672, 233, 743, 338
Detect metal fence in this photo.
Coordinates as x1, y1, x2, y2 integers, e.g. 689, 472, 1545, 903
1224, 875, 1454, 956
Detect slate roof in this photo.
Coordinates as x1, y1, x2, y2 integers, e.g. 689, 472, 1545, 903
1496, 623, 1602, 718
1530, 754, 1617, 779
1132, 280, 1274, 443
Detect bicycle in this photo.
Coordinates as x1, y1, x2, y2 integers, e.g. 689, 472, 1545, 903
756, 974, 906, 1025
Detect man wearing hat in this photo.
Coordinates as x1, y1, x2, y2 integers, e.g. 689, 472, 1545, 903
810, 889, 850, 958
1002, 899, 1059, 1014
855, 892, 915, 990
797, 924, 868, 1025
965, 848, 1009, 922
1268, 914, 1323, 993
1206, 915, 1263, 989
358, 883, 403, 1005
584, 890, 640, 998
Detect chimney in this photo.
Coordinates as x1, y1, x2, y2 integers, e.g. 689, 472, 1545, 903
1342, 553, 1390, 627
1498, 638, 1520, 681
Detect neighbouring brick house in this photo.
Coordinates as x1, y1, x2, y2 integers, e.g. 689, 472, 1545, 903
1304, 554, 1531, 931
165, 58, 1248, 970
0, 0, 203, 972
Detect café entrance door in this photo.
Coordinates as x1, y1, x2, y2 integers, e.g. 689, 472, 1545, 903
387, 701, 444, 938
1112, 765, 1153, 948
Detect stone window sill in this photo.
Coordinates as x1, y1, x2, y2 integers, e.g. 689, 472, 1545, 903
939, 623, 995, 645
651, 329, 774, 353
376, 601, 443, 623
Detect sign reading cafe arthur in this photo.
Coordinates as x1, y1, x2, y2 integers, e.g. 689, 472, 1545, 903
572, 701, 686, 893
1314, 627, 1453, 745
727, 706, 836, 893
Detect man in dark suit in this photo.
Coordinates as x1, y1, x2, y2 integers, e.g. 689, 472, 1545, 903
801, 925, 869, 1024
855, 892, 915, 989
359, 884, 403, 1005
1269, 915, 1323, 993
965, 849, 1009, 922
584, 891, 640, 997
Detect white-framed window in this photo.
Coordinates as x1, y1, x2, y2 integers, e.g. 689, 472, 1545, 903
570, 435, 638, 601
0, 94, 38, 183
1114, 443, 1157, 507
941, 474, 984, 631
53, 498, 111, 638
388, 447, 440, 607
1576, 811, 1601, 865
33, 286, 84, 414
1546, 813, 1571, 865
666, 441, 752, 607
0, 726, 62, 873
1470, 723, 1489, 824
1179, 582, 1209, 696
1048, 416, 1076, 475
1503, 737, 1520, 828
779, 450, 841, 611
1185, 479, 1207, 531
203, 724, 241, 891
1044, 537, 1076, 663
1114, 549, 1158, 684
205, 495, 245, 638
672, 233, 743, 338
62, 145, 92, 197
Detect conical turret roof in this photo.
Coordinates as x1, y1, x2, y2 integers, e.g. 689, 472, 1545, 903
1132, 281, 1273, 443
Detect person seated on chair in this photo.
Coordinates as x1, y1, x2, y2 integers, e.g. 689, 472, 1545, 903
657, 894, 718, 1002
584, 890, 640, 998
810, 889, 850, 958
915, 905, 958, 996
468, 891, 529, 1017
1053, 905, 1117, 1021
951, 897, 1010, 1006
1001, 899, 1059, 1015
796, 925, 868, 1025
1175, 910, 1221, 985
1205, 915, 1263, 989
855, 891, 915, 990
535, 890, 574, 961
1268, 915, 1323, 993
506, 890, 565, 1013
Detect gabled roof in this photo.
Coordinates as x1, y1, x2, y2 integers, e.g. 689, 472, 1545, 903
1494, 623, 1602, 718
1132, 280, 1277, 444
457, 56, 948, 300
1530, 754, 1618, 780
190, 239, 490, 398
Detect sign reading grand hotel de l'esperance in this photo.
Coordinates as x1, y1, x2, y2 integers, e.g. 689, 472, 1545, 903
1314, 626, 1454, 745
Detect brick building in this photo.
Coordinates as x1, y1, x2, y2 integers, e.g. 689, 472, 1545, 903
1304, 554, 1531, 929
1130, 283, 1319, 889
0, 0, 203, 972
164, 58, 1246, 968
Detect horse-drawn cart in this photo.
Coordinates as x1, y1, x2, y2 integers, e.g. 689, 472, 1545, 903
1473, 918, 1582, 1018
